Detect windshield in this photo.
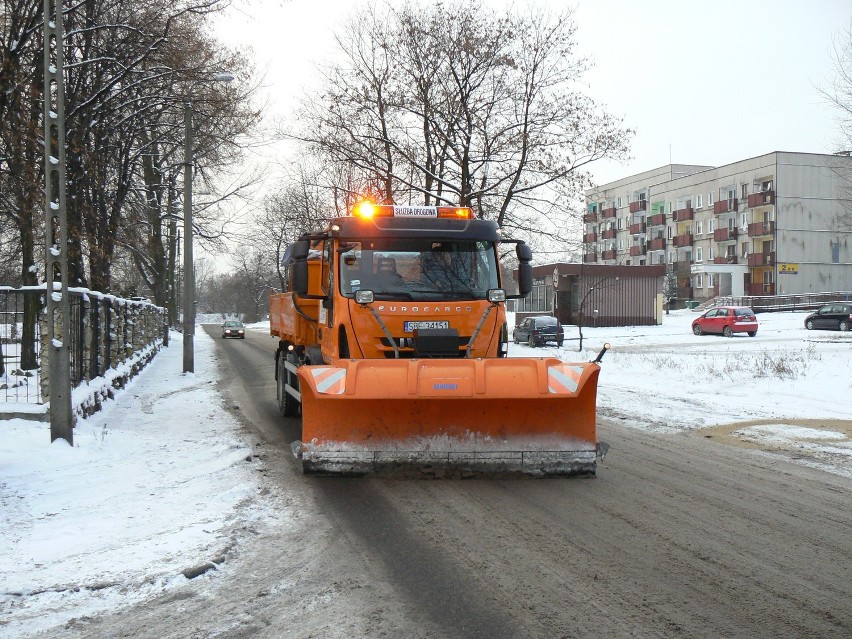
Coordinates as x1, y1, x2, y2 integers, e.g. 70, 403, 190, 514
338, 239, 499, 301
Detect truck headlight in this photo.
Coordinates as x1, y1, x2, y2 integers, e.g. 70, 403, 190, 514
355, 290, 374, 305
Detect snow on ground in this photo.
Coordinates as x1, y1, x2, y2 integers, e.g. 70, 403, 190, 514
1, 309, 851, 636
0, 330, 277, 638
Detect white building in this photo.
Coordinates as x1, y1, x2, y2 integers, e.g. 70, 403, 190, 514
583, 152, 852, 302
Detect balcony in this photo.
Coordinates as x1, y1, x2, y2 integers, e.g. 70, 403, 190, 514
629, 200, 647, 213
647, 237, 666, 251
629, 222, 647, 235
672, 207, 693, 222
714, 255, 738, 265
713, 198, 738, 214
713, 227, 738, 242
583, 232, 598, 243
748, 221, 775, 236
583, 211, 598, 223
601, 228, 617, 240
601, 206, 617, 219
648, 213, 666, 226
673, 260, 692, 273
747, 190, 775, 208
601, 249, 616, 260
583, 252, 597, 263
629, 244, 646, 257
672, 233, 693, 248
747, 283, 776, 295
747, 251, 775, 267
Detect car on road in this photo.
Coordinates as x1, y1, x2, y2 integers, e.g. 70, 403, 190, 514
692, 306, 758, 337
512, 316, 564, 347
804, 303, 852, 331
222, 320, 246, 339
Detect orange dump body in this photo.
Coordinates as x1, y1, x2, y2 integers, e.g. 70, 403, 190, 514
294, 357, 600, 475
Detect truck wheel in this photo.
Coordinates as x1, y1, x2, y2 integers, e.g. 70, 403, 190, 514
277, 355, 299, 417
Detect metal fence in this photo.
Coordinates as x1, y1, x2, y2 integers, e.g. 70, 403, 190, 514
1, 286, 166, 408
713, 291, 852, 313
0, 287, 42, 403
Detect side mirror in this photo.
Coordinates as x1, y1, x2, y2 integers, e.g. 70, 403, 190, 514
516, 243, 533, 297
292, 261, 309, 296
288, 239, 311, 296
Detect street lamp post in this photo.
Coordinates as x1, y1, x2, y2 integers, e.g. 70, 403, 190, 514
182, 72, 234, 374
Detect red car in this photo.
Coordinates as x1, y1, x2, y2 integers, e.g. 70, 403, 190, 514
692, 306, 758, 337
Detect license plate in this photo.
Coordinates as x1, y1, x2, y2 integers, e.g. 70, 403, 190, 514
404, 320, 449, 332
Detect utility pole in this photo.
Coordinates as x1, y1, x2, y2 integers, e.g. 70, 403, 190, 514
181, 73, 233, 374
182, 99, 195, 373
43, 0, 73, 443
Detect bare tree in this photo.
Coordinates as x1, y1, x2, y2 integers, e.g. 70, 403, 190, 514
819, 22, 852, 154
290, 1, 632, 251
0, 0, 44, 368
252, 160, 356, 290
817, 22, 852, 232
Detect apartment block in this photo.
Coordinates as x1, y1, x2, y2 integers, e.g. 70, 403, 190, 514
583, 152, 852, 302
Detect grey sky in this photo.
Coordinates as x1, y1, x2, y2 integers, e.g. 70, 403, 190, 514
217, 0, 850, 188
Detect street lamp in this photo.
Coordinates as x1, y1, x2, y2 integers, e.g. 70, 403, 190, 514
183, 72, 234, 374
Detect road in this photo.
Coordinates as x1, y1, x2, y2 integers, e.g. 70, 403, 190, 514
48, 326, 851, 639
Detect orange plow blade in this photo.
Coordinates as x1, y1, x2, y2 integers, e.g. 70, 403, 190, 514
293, 358, 602, 476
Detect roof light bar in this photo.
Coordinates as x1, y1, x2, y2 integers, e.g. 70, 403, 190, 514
350, 203, 474, 220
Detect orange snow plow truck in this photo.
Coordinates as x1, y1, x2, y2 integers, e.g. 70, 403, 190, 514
270, 202, 609, 476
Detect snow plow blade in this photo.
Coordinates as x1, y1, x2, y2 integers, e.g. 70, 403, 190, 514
293, 357, 601, 477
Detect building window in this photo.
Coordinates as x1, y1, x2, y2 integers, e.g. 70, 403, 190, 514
618, 239, 623, 250
742, 183, 748, 199
741, 213, 748, 228
667, 226, 673, 239
696, 247, 703, 262
708, 218, 715, 234
708, 192, 714, 206
517, 284, 553, 313
668, 251, 674, 264
695, 273, 703, 288
696, 220, 703, 235
695, 193, 703, 208
617, 196, 622, 208
708, 245, 714, 260
617, 217, 622, 229
742, 242, 749, 258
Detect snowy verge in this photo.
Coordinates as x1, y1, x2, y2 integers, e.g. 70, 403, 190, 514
0, 330, 276, 638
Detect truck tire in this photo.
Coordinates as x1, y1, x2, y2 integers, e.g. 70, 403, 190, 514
277, 353, 299, 417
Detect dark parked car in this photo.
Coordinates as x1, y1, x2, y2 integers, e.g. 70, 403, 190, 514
222, 320, 245, 339
804, 303, 852, 331
692, 306, 758, 337
513, 316, 564, 347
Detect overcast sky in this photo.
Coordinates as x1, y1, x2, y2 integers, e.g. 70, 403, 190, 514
216, 0, 850, 188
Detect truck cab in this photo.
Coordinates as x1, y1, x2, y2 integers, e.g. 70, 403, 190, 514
288, 204, 532, 363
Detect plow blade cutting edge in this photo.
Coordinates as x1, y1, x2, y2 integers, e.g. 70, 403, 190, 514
292, 358, 602, 476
